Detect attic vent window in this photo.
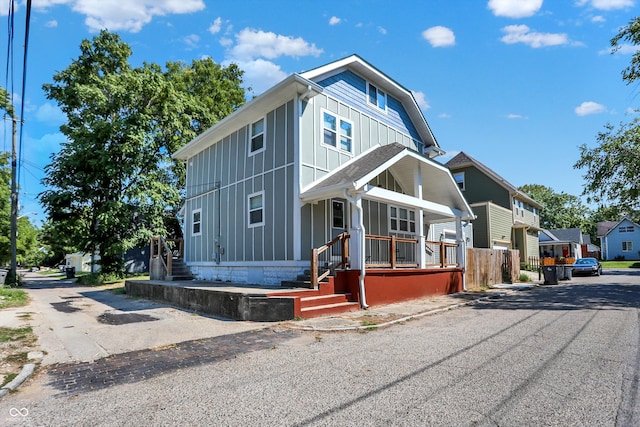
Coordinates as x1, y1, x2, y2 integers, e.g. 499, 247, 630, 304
368, 83, 387, 111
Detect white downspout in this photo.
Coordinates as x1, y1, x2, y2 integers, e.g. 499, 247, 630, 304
343, 188, 368, 309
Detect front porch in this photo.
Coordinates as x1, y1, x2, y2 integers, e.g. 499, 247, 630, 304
125, 264, 464, 322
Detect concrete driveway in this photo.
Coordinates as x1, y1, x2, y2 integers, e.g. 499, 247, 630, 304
15, 272, 269, 365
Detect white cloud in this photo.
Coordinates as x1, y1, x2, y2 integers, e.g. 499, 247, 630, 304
221, 28, 323, 96
35, 102, 65, 124
422, 26, 455, 47
488, 0, 543, 18
229, 28, 323, 62
612, 44, 640, 54
183, 34, 199, 49
575, 101, 606, 116
329, 16, 341, 26
33, 0, 207, 33
591, 15, 606, 22
209, 17, 222, 34
506, 113, 527, 119
233, 59, 288, 95
377, 26, 387, 35
45, 20, 58, 28
501, 25, 568, 48
438, 113, 452, 118
577, 0, 635, 10
412, 91, 431, 110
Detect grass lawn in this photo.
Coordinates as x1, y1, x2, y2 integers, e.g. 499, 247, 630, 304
0, 287, 29, 309
601, 260, 640, 269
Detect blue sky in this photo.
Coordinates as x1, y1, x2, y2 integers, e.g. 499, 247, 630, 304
1, 0, 639, 225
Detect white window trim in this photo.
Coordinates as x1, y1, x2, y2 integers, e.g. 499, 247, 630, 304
389, 205, 416, 234
454, 172, 465, 191
248, 117, 266, 157
366, 82, 388, 112
191, 208, 202, 237
321, 109, 354, 154
332, 199, 346, 229
248, 191, 265, 228
622, 241, 633, 252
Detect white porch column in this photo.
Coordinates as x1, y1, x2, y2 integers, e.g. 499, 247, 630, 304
455, 216, 466, 269
348, 194, 364, 270
414, 164, 426, 269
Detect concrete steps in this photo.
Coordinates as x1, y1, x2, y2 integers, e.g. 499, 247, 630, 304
166, 258, 193, 281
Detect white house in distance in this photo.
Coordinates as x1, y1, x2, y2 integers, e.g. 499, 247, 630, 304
171, 55, 474, 311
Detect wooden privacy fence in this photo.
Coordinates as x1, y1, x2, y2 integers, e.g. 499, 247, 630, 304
465, 248, 520, 290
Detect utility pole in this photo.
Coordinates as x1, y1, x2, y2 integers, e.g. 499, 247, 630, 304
8, 114, 18, 285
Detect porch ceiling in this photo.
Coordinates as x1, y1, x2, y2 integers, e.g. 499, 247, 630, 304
300, 143, 475, 221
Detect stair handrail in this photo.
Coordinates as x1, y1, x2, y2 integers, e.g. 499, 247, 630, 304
150, 237, 184, 278
310, 232, 350, 288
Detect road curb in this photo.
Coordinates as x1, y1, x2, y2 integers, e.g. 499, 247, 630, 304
0, 363, 35, 398
288, 292, 508, 332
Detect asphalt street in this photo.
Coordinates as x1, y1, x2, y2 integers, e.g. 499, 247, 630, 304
1, 270, 639, 426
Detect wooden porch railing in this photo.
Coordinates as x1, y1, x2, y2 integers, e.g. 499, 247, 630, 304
425, 240, 459, 268
308, 233, 460, 288
310, 232, 349, 289
365, 235, 419, 268
150, 237, 184, 277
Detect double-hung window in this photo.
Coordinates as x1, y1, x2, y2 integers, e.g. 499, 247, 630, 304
248, 192, 264, 227
623, 241, 633, 252
368, 83, 387, 111
389, 206, 416, 233
191, 209, 202, 236
322, 111, 352, 152
250, 118, 265, 154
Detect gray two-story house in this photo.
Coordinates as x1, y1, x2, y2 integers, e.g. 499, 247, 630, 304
170, 55, 475, 312
445, 152, 542, 264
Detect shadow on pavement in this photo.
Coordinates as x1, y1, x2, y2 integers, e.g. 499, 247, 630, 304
459, 282, 640, 312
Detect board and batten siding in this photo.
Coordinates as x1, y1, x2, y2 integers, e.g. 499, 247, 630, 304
489, 203, 513, 248
184, 100, 295, 264
299, 71, 427, 190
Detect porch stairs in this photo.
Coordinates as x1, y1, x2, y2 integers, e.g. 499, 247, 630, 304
278, 272, 359, 318
166, 257, 193, 281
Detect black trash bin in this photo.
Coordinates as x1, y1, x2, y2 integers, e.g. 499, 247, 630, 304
543, 265, 558, 285
65, 267, 75, 279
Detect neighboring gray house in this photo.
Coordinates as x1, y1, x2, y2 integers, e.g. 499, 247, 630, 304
539, 228, 585, 260
172, 55, 475, 286
445, 152, 542, 263
598, 218, 640, 261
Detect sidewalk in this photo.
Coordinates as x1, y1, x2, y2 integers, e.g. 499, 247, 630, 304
281, 283, 537, 331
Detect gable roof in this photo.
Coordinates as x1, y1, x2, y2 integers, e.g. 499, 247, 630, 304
598, 217, 640, 238
174, 73, 324, 159
300, 54, 442, 156
548, 228, 583, 244
300, 142, 475, 222
445, 151, 542, 209
175, 55, 443, 161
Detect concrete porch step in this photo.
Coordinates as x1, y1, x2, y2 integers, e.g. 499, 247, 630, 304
300, 301, 360, 318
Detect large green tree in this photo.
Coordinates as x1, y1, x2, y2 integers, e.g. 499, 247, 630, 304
574, 16, 640, 216
40, 30, 245, 276
519, 184, 591, 232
